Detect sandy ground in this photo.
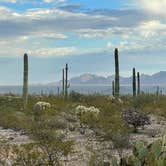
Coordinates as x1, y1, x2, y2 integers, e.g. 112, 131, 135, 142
0, 114, 165, 165
0, 127, 31, 145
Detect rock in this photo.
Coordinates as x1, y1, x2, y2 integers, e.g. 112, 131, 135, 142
79, 128, 85, 135
8, 137, 14, 140
68, 123, 75, 132
33, 101, 51, 112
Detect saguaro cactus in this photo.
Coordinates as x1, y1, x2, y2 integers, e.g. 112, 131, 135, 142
62, 68, 65, 96
133, 68, 136, 97
23, 53, 28, 110
65, 63, 70, 99
156, 86, 160, 99
114, 48, 120, 97
137, 72, 140, 95
112, 80, 115, 96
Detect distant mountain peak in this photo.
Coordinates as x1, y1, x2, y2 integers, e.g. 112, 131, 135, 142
69, 71, 166, 85
48, 71, 166, 86
79, 73, 97, 82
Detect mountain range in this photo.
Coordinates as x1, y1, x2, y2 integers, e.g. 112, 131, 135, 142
49, 71, 166, 85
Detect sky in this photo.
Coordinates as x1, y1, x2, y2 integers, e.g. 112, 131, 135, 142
0, 0, 166, 85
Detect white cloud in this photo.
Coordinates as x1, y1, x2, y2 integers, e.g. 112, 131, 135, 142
0, 2, 165, 58
139, 20, 166, 38
0, 0, 17, 3
30, 47, 77, 57
137, 0, 166, 16
43, 0, 65, 4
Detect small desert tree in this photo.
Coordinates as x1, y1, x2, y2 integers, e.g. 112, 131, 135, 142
122, 108, 151, 132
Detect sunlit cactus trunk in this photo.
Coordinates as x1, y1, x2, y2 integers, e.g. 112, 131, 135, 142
112, 80, 115, 96
137, 72, 140, 95
65, 63, 70, 99
114, 48, 120, 97
23, 53, 28, 110
133, 68, 136, 97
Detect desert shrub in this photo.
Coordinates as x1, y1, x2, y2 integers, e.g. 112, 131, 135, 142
122, 108, 151, 132
89, 152, 104, 166
0, 141, 73, 166
69, 91, 83, 102
64, 113, 77, 122
132, 94, 156, 109
0, 111, 31, 131
98, 103, 129, 139
26, 116, 74, 165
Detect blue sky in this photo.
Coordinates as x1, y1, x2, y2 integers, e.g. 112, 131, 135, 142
0, 0, 166, 85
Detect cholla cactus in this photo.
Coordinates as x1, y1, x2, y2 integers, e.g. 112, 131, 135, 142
75, 105, 100, 116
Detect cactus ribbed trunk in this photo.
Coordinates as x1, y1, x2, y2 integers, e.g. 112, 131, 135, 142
112, 80, 115, 96
114, 48, 120, 97
133, 68, 136, 97
65, 63, 68, 99
62, 68, 65, 96
57, 86, 60, 96
156, 86, 159, 99
23, 53, 28, 111
137, 72, 140, 95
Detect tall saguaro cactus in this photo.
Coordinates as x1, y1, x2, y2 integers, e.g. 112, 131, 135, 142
137, 72, 140, 95
112, 80, 115, 96
65, 63, 70, 99
62, 68, 65, 96
133, 68, 136, 97
156, 86, 160, 99
23, 53, 28, 110
114, 48, 120, 97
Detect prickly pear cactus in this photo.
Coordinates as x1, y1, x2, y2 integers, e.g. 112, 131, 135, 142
111, 131, 166, 166
133, 141, 148, 161
162, 129, 166, 150
127, 155, 141, 166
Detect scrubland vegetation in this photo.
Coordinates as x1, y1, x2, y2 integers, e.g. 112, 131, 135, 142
0, 49, 165, 165
0, 92, 165, 165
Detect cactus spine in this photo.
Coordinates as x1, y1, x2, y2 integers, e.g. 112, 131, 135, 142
65, 63, 70, 99
23, 53, 28, 110
133, 68, 136, 97
114, 48, 120, 97
137, 72, 140, 95
112, 80, 115, 96
62, 68, 65, 96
